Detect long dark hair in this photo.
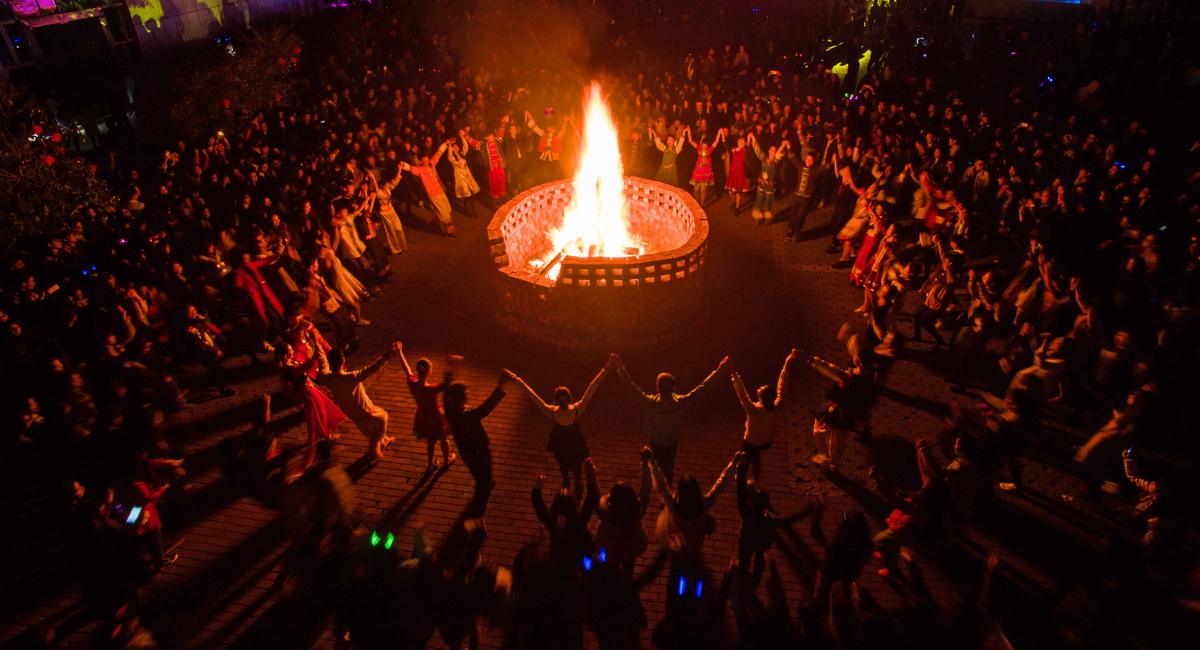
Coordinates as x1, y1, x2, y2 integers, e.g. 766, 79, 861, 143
606, 482, 640, 528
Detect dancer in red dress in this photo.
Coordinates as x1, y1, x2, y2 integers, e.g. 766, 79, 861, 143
279, 342, 346, 468
687, 128, 725, 207
284, 311, 331, 379
725, 133, 752, 212
398, 344, 457, 470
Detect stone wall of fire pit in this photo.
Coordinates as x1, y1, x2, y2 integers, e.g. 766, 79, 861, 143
487, 178, 709, 347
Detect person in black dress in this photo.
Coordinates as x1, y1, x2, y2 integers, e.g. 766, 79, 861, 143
505, 358, 614, 495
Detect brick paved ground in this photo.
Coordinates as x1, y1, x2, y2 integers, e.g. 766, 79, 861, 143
2, 192, 1135, 648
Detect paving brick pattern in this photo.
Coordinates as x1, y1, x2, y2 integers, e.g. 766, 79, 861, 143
2, 193, 1120, 648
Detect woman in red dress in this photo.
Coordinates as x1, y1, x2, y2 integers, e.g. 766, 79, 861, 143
688, 128, 726, 207
725, 133, 752, 212
398, 344, 457, 470
279, 343, 346, 468
284, 311, 331, 379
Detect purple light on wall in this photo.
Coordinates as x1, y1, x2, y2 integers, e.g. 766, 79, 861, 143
10, 0, 58, 17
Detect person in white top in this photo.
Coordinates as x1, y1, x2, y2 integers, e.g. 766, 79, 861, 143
318, 341, 400, 460
730, 349, 798, 480
505, 356, 616, 494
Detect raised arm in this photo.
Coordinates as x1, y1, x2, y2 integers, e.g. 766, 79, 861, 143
749, 134, 765, 160
676, 130, 687, 153
525, 111, 545, 137
460, 130, 479, 150
430, 140, 449, 166
773, 349, 796, 409
395, 341, 414, 377
649, 452, 678, 513
614, 355, 653, 403
474, 383, 506, 419
703, 455, 738, 509
686, 127, 698, 150
354, 346, 395, 382
580, 458, 600, 522
730, 371, 754, 412
573, 365, 610, 415
808, 354, 849, 384
649, 129, 666, 151
503, 369, 554, 418
678, 355, 729, 402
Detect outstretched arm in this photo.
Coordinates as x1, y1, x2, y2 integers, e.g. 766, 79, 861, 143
731, 371, 754, 412
678, 355, 729, 402
580, 458, 600, 521
676, 131, 687, 153
749, 134, 765, 160
615, 356, 653, 403
503, 369, 554, 418
573, 366, 610, 415
686, 127, 698, 150
468, 376, 508, 419
768, 501, 819, 528
430, 141, 449, 166
649, 453, 678, 513
638, 449, 653, 517
354, 346, 396, 382
773, 349, 797, 409
395, 342, 414, 377
808, 354, 849, 384
525, 112, 545, 137
704, 456, 738, 509
650, 129, 666, 151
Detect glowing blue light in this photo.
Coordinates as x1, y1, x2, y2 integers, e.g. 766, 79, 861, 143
582, 556, 593, 571
695, 580, 704, 598
598, 548, 606, 563
677, 577, 686, 596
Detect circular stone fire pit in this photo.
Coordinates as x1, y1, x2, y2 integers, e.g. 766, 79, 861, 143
487, 177, 709, 346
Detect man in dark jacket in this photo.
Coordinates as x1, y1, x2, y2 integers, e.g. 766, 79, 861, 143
445, 372, 508, 517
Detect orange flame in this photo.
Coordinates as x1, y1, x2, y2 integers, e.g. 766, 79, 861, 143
535, 82, 640, 281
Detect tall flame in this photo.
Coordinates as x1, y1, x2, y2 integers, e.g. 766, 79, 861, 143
536, 82, 639, 281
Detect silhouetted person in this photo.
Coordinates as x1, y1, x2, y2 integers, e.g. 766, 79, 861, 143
444, 371, 507, 517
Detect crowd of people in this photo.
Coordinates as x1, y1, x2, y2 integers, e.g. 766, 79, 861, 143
4, 0, 1198, 647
